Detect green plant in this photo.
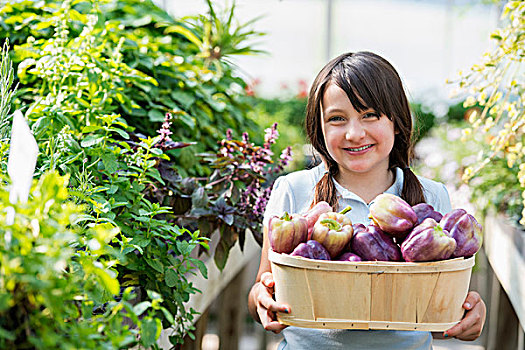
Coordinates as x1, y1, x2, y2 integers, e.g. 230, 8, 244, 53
1, 0, 263, 177
0, 39, 15, 140
451, 1, 525, 224
183, 0, 267, 68
0, 171, 144, 349
0, 0, 283, 345
0, 1, 212, 345
411, 102, 436, 143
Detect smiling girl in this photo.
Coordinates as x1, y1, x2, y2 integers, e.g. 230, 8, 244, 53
247, 52, 486, 349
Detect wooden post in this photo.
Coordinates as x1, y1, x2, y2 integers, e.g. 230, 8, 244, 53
486, 273, 520, 350
179, 308, 209, 350
218, 267, 245, 350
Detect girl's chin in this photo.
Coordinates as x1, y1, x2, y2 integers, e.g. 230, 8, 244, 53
340, 164, 373, 173
339, 160, 388, 174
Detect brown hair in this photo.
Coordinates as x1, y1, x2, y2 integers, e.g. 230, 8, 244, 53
306, 52, 425, 208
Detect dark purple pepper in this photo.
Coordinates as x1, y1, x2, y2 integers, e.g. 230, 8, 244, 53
440, 209, 483, 258
290, 240, 331, 260
412, 203, 443, 225
336, 252, 362, 262
350, 224, 402, 261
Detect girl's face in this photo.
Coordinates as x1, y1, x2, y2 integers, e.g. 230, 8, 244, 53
321, 83, 396, 179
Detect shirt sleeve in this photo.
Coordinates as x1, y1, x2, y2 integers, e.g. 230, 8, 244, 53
263, 176, 296, 228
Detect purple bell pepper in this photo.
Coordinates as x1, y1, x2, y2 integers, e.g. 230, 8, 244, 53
412, 203, 443, 225
351, 224, 402, 261
440, 209, 483, 258
269, 212, 308, 254
290, 240, 331, 260
401, 218, 456, 262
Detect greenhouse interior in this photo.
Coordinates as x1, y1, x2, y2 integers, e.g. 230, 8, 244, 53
0, 0, 523, 349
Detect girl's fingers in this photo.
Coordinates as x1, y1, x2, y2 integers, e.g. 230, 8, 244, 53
260, 271, 275, 288
255, 279, 290, 333
463, 291, 481, 311
256, 296, 289, 334
262, 309, 287, 333
258, 287, 290, 313
444, 296, 485, 340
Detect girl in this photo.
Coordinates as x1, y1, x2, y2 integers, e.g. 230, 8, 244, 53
247, 52, 486, 349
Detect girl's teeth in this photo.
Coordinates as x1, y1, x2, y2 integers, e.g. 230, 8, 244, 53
348, 145, 372, 151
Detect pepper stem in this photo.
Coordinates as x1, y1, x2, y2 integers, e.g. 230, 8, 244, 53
434, 225, 446, 236
281, 212, 291, 221
339, 206, 352, 215
320, 218, 342, 231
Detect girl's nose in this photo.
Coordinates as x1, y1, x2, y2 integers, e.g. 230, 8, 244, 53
345, 121, 365, 141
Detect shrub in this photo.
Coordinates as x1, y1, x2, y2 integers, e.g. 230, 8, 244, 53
0, 171, 143, 349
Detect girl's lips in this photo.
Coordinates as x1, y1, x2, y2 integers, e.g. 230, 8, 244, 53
343, 144, 374, 155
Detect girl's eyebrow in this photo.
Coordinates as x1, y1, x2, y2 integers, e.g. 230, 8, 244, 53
323, 107, 375, 115
323, 107, 346, 115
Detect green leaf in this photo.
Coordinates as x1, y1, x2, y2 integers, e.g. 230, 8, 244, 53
140, 317, 161, 347
130, 235, 150, 248
148, 109, 165, 122
160, 307, 175, 324
81, 135, 105, 147
75, 97, 91, 108
165, 25, 203, 47
171, 90, 196, 109
176, 240, 193, 256
147, 168, 165, 185
109, 127, 130, 139
107, 185, 119, 194
82, 125, 102, 133
94, 268, 120, 295
133, 301, 152, 316
145, 257, 164, 273
177, 113, 196, 129
0, 326, 15, 341
213, 238, 230, 271
191, 187, 208, 208
190, 258, 208, 279
164, 268, 179, 287
100, 153, 118, 173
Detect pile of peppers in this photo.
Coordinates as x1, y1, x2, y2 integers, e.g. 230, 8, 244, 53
268, 194, 482, 262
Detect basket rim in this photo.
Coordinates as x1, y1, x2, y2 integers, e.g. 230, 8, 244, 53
269, 249, 476, 273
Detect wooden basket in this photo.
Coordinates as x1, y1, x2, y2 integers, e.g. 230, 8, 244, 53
269, 250, 475, 331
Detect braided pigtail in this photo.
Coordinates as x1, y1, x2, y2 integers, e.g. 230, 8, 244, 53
311, 161, 339, 209
400, 167, 426, 206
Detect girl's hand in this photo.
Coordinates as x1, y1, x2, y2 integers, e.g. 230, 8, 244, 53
444, 291, 486, 340
254, 272, 290, 334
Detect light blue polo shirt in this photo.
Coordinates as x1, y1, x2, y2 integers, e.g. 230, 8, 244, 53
263, 164, 452, 350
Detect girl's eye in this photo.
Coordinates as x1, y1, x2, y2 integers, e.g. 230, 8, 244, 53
328, 115, 345, 122
363, 112, 381, 119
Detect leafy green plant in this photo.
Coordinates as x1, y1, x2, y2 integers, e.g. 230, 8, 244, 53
0, 0, 281, 345
0, 171, 146, 349
411, 102, 436, 143
0, 39, 15, 140
0, 1, 212, 346
1, 0, 263, 177
182, 0, 266, 67
450, 0, 525, 224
